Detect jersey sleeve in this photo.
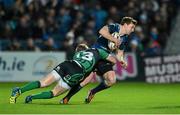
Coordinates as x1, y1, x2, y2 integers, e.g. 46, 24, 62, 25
97, 49, 109, 59
107, 23, 120, 34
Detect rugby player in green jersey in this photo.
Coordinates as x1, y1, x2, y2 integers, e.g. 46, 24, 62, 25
9, 44, 116, 104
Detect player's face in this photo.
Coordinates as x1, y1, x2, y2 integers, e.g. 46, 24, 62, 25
125, 23, 135, 35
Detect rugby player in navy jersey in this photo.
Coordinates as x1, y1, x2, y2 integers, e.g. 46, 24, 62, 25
60, 17, 137, 104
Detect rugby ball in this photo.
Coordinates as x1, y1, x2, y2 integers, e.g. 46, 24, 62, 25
108, 32, 120, 50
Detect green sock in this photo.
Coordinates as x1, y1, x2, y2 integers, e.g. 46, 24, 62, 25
20, 81, 40, 93
32, 91, 54, 99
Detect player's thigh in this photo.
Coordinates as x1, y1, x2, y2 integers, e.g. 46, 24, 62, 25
39, 70, 59, 87
96, 60, 114, 76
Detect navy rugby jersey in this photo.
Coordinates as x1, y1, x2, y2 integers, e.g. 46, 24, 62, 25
92, 23, 128, 53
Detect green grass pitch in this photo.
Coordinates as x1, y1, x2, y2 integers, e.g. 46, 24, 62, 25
1, 82, 180, 114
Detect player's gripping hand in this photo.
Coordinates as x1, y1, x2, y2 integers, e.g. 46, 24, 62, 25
118, 56, 127, 69
120, 60, 127, 69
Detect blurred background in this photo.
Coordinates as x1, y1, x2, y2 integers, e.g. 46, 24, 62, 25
0, 0, 180, 83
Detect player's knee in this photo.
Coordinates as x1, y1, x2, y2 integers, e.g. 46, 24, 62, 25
110, 76, 116, 84
103, 71, 116, 86
105, 76, 116, 86
51, 90, 58, 97
39, 81, 49, 88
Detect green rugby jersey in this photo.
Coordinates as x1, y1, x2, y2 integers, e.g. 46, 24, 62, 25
73, 48, 109, 74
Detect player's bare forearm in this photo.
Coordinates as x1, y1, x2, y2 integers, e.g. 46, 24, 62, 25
115, 49, 127, 68
99, 26, 120, 48
99, 26, 115, 42
80, 72, 94, 87
106, 55, 117, 64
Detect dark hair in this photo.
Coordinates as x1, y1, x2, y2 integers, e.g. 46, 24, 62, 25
75, 44, 89, 52
120, 17, 137, 25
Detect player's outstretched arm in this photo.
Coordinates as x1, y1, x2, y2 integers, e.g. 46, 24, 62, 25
80, 72, 94, 87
